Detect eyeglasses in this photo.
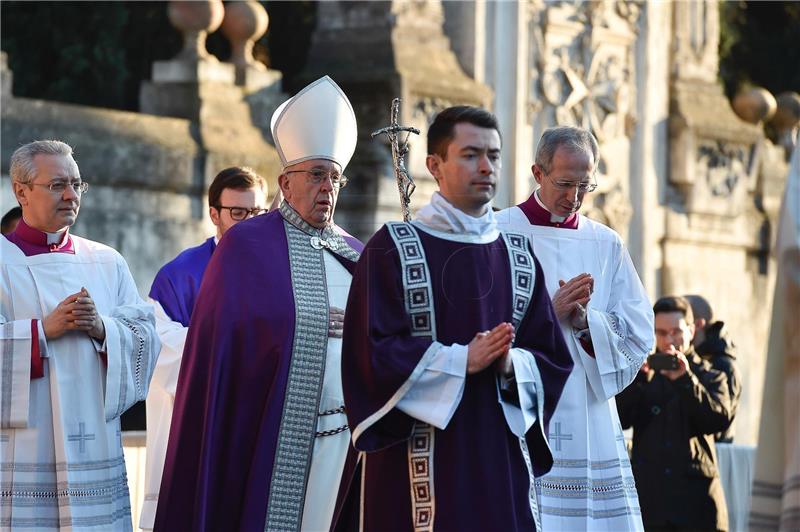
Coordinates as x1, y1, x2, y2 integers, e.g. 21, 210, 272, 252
215, 206, 267, 221
285, 169, 348, 188
545, 173, 598, 193
29, 180, 89, 195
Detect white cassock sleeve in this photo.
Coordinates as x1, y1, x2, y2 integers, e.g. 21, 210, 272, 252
395, 343, 468, 429
140, 299, 188, 530
100, 257, 160, 422
496, 348, 543, 437
0, 319, 47, 428
579, 246, 655, 401
148, 299, 188, 397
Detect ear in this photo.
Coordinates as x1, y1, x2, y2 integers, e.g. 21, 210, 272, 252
278, 174, 292, 199
532, 164, 544, 185
13, 181, 30, 207
426, 154, 442, 183
209, 206, 221, 228
695, 318, 707, 330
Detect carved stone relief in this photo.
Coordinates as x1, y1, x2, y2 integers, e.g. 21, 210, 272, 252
526, 0, 641, 239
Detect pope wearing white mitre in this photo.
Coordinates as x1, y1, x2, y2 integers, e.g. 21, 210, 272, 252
499, 125, 655, 531
1, 139, 160, 530
154, 76, 363, 532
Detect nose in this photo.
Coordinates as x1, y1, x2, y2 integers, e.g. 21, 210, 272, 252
477, 154, 493, 175
62, 184, 79, 201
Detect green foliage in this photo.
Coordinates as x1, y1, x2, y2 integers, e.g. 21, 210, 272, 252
0, 1, 317, 111
719, 1, 800, 98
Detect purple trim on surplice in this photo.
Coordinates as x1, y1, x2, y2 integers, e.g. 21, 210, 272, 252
4, 218, 74, 256
148, 237, 216, 326
154, 211, 361, 531
338, 225, 573, 532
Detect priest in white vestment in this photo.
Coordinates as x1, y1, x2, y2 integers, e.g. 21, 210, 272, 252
499, 126, 654, 531
1, 140, 160, 530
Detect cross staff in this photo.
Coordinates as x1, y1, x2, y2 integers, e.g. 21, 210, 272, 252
371, 98, 420, 222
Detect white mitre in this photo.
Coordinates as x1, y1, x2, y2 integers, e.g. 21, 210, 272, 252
270, 76, 358, 171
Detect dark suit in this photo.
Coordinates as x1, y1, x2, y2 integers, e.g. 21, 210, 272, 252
617, 348, 732, 531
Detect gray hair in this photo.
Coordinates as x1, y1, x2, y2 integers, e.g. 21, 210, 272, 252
9, 140, 75, 184
534, 126, 599, 174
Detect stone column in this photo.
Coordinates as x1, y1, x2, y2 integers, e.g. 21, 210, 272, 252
139, 0, 284, 218
666, 0, 774, 445
300, 0, 492, 239
1, 51, 12, 99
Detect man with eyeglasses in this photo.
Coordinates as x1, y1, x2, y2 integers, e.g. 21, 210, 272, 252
499, 126, 655, 531
1, 139, 160, 529
155, 76, 363, 531
139, 166, 267, 530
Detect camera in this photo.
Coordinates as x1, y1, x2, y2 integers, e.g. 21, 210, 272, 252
647, 352, 680, 371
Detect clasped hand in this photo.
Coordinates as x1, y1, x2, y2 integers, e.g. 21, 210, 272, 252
42, 287, 105, 342
467, 322, 515, 375
552, 273, 593, 330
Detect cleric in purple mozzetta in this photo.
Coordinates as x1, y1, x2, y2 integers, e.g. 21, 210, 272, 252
139, 167, 268, 531
335, 107, 573, 532
154, 77, 363, 531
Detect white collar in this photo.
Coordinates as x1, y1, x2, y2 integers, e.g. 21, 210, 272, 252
413, 192, 499, 244
534, 189, 567, 223
46, 230, 68, 245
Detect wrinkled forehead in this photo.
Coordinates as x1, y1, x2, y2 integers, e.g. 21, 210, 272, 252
285, 158, 342, 173
33, 153, 81, 180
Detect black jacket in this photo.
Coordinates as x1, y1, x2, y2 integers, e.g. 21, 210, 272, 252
695, 321, 742, 442
616, 348, 732, 531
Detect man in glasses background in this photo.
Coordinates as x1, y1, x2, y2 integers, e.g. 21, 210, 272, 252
1, 139, 160, 528
499, 126, 655, 531
139, 166, 267, 530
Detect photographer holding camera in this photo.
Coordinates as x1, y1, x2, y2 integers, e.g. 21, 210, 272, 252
616, 296, 733, 531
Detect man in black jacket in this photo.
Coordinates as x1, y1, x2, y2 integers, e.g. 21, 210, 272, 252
617, 296, 733, 531
684, 294, 742, 443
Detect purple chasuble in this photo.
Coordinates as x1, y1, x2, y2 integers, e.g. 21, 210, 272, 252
337, 225, 573, 532
148, 237, 216, 326
517, 191, 579, 229
4, 218, 75, 256
154, 210, 362, 531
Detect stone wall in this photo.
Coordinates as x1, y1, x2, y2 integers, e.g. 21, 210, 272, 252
1, 66, 283, 297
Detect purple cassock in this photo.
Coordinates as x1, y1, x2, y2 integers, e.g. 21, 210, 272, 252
336, 222, 574, 532
153, 204, 363, 531
148, 236, 216, 326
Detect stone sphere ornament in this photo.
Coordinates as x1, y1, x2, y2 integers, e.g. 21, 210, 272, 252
771, 92, 800, 132
221, 0, 269, 71
732, 87, 778, 125
168, 0, 226, 62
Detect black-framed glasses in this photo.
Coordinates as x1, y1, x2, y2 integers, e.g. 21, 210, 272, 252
214, 206, 267, 221
285, 169, 348, 188
30, 180, 89, 195
545, 172, 598, 193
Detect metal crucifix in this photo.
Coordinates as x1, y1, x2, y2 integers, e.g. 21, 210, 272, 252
371, 98, 420, 222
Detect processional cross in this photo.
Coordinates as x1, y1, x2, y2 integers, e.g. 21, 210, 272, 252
371, 98, 420, 222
